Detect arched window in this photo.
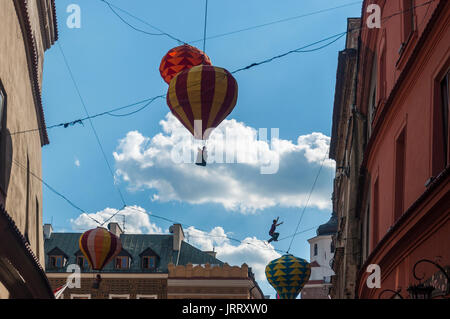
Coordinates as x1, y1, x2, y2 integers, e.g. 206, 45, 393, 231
314, 243, 318, 256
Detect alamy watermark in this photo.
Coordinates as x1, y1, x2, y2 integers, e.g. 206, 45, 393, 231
65, 3, 382, 30
66, 4, 81, 29
366, 264, 381, 288
170, 120, 280, 174
366, 4, 381, 29
66, 264, 81, 289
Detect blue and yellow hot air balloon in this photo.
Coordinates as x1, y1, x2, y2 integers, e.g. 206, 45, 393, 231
265, 254, 311, 299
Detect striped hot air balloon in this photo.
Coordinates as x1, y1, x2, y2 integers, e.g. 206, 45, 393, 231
79, 227, 122, 271
160, 44, 212, 84
167, 65, 238, 140
265, 254, 311, 299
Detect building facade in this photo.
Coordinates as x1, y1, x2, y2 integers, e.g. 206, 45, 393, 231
0, 0, 57, 299
45, 223, 264, 299
168, 263, 264, 299
329, 18, 363, 299
356, 0, 449, 299
301, 214, 337, 299
330, 0, 449, 299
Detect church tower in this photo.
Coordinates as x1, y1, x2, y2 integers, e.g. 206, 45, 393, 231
301, 212, 337, 299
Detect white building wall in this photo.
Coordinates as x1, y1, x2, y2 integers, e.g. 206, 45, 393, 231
307, 235, 335, 281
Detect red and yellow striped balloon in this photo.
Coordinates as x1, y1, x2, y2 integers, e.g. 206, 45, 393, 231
160, 44, 212, 84
79, 227, 122, 271
167, 65, 238, 140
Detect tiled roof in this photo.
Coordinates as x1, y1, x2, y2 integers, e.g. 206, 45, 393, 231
45, 232, 223, 273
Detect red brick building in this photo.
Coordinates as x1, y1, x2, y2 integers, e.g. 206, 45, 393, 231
355, 0, 449, 298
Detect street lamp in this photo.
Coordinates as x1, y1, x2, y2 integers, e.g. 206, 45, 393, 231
378, 258, 449, 299
406, 283, 434, 299
407, 259, 449, 299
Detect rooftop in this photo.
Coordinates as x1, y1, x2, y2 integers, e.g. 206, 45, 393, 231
316, 212, 338, 236
44, 228, 223, 273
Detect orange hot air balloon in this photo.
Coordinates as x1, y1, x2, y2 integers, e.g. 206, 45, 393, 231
167, 65, 238, 140
79, 227, 122, 271
159, 44, 211, 84
160, 44, 212, 84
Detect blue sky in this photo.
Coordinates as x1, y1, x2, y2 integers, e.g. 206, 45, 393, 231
41, 0, 362, 297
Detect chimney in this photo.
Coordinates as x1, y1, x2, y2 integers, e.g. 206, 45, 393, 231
204, 251, 217, 258
170, 224, 184, 251
204, 249, 217, 259
108, 222, 123, 237
43, 224, 53, 239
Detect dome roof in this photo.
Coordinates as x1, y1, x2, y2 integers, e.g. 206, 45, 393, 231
316, 212, 338, 236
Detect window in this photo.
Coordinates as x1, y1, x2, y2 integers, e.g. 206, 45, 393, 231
136, 295, 157, 299
394, 127, 406, 221
372, 178, 379, 245
0, 88, 4, 132
25, 156, 30, 244
115, 256, 129, 269
402, 0, 414, 44
368, 54, 378, 136
142, 256, 156, 270
379, 47, 386, 102
76, 256, 90, 270
71, 294, 91, 299
48, 247, 67, 268
109, 294, 130, 299
0, 83, 6, 201
440, 71, 449, 166
314, 244, 318, 256
49, 255, 65, 268
35, 198, 40, 257
364, 195, 371, 259
432, 69, 450, 174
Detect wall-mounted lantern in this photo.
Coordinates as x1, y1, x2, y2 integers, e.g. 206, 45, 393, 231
378, 259, 449, 299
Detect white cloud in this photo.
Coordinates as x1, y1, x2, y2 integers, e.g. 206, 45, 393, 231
75, 159, 80, 167
184, 226, 280, 282
113, 113, 335, 213
70, 205, 163, 234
